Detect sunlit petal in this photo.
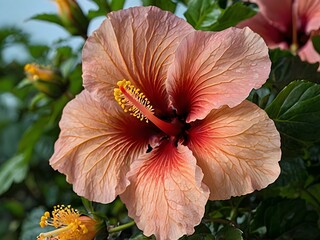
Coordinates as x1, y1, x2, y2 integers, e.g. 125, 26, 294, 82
50, 90, 158, 203
82, 6, 194, 116
188, 100, 281, 200
167, 27, 270, 122
121, 142, 209, 240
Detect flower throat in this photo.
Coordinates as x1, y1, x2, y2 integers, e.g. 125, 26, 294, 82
114, 80, 181, 137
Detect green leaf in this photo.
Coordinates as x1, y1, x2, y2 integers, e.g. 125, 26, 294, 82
0, 154, 29, 195
183, 223, 214, 240
29, 13, 63, 27
301, 184, 320, 212
312, 35, 320, 54
266, 81, 320, 149
20, 207, 46, 240
216, 225, 243, 240
271, 158, 310, 198
269, 49, 320, 92
251, 198, 320, 239
209, 2, 256, 31
142, 0, 177, 12
18, 115, 50, 152
184, 0, 220, 29
27, 44, 50, 59
111, 0, 125, 11
185, 1, 256, 30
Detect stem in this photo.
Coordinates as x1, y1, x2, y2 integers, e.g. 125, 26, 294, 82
108, 221, 135, 233
291, 0, 298, 53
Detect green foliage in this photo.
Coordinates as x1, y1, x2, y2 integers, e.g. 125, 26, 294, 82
185, 0, 256, 30
216, 226, 243, 240
142, 0, 177, 12
269, 49, 320, 91
266, 81, 320, 152
312, 35, 320, 54
0, 154, 29, 195
29, 14, 63, 26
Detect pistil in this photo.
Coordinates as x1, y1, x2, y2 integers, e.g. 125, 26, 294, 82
114, 80, 182, 137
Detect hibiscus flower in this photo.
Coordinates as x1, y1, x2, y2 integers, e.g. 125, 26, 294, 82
238, 0, 320, 65
50, 6, 281, 240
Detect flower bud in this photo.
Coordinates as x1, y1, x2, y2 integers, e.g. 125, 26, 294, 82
54, 0, 89, 38
24, 63, 67, 98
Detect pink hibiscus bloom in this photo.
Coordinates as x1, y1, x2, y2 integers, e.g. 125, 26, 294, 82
238, 0, 320, 65
50, 6, 281, 240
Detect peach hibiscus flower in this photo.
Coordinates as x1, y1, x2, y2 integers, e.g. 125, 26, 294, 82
238, 0, 320, 65
50, 6, 281, 240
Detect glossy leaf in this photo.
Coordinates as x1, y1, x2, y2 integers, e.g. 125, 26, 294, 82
142, 0, 177, 12
185, 1, 256, 30
216, 225, 243, 240
269, 49, 320, 91
209, 2, 256, 31
184, 0, 220, 29
266, 81, 320, 147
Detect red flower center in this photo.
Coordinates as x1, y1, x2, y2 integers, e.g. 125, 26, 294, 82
114, 80, 184, 139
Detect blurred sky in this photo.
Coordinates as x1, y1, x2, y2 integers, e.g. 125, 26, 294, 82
0, 0, 141, 61
0, 0, 186, 62
0, 0, 145, 42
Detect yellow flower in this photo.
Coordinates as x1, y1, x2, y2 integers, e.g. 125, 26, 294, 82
37, 205, 97, 240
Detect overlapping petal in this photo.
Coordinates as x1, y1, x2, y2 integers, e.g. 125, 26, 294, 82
121, 142, 209, 240
249, 0, 292, 32
299, 39, 320, 66
167, 27, 270, 122
50, 90, 158, 203
297, 0, 320, 32
237, 14, 288, 49
187, 100, 281, 200
82, 6, 194, 116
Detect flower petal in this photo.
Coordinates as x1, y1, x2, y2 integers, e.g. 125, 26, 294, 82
297, 0, 320, 33
121, 142, 209, 240
167, 27, 271, 122
82, 6, 193, 115
187, 100, 281, 200
237, 13, 289, 49
299, 39, 320, 68
249, 0, 292, 32
50, 90, 158, 203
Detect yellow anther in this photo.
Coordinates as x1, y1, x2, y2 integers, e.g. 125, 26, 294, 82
114, 80, 154, 122
37, 205, 97, 240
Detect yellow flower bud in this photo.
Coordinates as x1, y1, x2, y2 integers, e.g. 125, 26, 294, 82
24, 63, 67, 98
